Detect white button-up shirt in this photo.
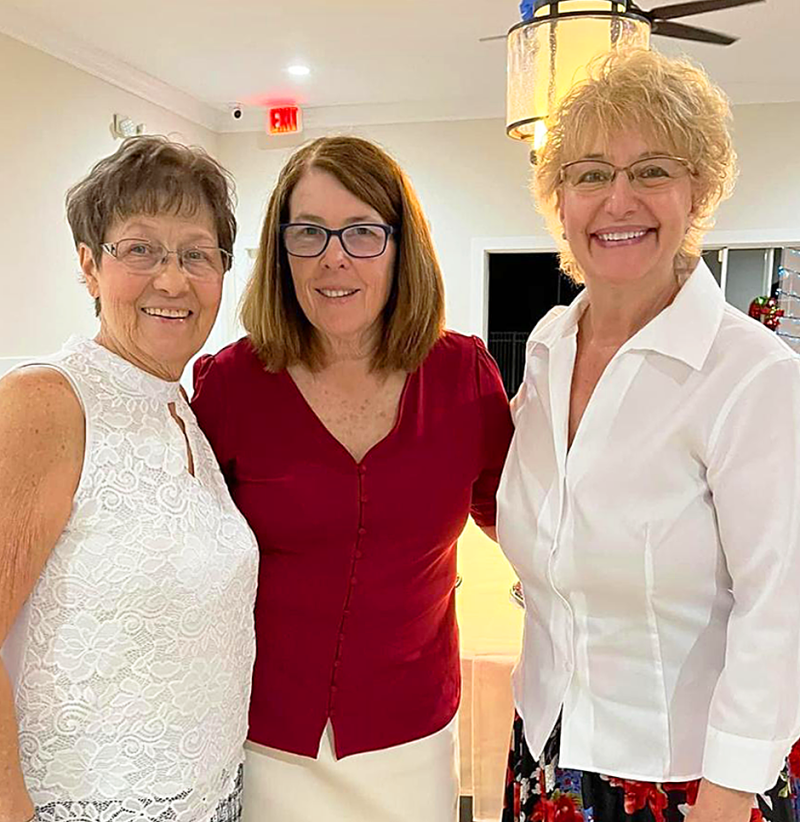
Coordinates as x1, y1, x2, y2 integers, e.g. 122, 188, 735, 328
497, 260, 800, 794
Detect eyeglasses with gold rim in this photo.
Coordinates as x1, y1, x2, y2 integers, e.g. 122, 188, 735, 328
559, 156, 694, 193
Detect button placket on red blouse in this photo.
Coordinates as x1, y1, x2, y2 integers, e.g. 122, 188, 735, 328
328, 461, 369, 716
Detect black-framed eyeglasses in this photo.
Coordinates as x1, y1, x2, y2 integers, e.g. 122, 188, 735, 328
559, 156, 694, 193
280, 223, 395, 259
101, 238, 232, 280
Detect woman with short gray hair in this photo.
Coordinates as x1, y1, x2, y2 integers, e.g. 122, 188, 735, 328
0, 136, 258, 822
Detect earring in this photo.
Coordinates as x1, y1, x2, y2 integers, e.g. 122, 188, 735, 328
561, 231, 567, 240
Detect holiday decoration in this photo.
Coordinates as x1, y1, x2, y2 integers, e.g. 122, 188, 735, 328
748, 295, 783, 332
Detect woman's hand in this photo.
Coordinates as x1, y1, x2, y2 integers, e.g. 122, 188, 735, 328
684, 779, 755, 822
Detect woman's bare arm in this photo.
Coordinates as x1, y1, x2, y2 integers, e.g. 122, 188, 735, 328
0, 368, 84, 822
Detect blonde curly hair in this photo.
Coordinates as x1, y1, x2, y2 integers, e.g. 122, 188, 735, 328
533, 48, 737, 283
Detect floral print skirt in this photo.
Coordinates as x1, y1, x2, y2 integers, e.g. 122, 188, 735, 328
502, 714, 800, 822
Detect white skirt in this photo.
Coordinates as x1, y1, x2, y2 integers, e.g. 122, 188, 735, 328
242, 716, 460, 822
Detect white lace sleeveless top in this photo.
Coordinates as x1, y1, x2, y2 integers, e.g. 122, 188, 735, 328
2, 337, 259, 821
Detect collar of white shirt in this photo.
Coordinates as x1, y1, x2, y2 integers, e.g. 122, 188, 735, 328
528, 259, 724, 372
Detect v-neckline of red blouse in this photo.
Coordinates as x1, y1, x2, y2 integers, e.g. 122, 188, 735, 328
279, 366, 416, 468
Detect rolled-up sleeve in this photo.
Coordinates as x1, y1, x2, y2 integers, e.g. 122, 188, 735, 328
703, 352, 800, 793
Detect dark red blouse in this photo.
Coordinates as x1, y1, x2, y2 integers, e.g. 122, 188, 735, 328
191, 331, 513, 758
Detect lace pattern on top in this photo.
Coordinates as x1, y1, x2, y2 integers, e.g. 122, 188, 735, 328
33, 765, 244, 822
5, 337, 258, 821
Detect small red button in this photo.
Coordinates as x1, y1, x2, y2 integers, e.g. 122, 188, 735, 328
360, 496, 368, 503
359, 465, 367, 474
355, 550, 363, 559
358, 527, 367, 535
351, 578, 358, 585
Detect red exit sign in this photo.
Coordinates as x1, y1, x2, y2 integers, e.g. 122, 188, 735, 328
268, 105, 302, 135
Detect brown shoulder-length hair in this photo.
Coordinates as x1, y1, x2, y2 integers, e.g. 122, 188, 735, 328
240, 136, 445, 372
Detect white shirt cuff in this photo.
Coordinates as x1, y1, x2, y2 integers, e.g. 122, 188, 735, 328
703, 726, 794, 794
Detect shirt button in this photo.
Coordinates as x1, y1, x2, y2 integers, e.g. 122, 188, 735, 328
360, 496, 368, 503
331, 685, 338, 693
355, 550, 363, 559
334, 660, 341, 668
358, 527, 367, 536
351, 578, 358, 585
359, 465, 367, 475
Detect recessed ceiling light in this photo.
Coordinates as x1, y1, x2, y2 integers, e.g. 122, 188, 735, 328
287, 65, 311, 77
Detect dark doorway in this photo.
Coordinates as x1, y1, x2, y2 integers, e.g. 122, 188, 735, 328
487, 252, 582, 397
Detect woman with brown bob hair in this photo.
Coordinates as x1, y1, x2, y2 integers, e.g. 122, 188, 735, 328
240, 135, 444, 373
192, 135, 513, 821
497, 48, 800, 822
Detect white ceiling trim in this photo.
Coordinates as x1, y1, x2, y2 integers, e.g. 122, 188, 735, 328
0, 5, 223, 132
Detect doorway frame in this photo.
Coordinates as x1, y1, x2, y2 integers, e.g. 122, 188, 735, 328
470, 229, 800, 341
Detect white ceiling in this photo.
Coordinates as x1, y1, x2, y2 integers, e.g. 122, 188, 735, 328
1, 0, 797, 133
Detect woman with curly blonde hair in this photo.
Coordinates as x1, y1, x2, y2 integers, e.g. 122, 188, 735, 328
497, 48, 800, 822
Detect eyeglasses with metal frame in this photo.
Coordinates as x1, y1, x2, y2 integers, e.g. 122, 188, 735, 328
280, 223, 395, 259
101, 238, 232, 280
559, 156, 694, 193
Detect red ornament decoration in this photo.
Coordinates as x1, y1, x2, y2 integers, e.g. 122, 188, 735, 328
748, 295, 784, 331
788, 739, 800, 778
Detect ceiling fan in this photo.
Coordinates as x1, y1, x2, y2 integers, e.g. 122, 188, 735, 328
480, 0, 765, 47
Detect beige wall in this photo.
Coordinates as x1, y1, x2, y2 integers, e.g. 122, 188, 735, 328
0, 33, 219, 362
718, 102, 800, 232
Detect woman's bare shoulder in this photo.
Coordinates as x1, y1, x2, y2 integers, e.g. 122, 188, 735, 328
0, 367, 84, 467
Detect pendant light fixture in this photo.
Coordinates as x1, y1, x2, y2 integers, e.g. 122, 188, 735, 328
506, 1, 650, 147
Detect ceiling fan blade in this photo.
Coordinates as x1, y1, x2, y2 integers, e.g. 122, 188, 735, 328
648, 0, 763, 21
652, 18, 738, 43
479, 34, 508, 42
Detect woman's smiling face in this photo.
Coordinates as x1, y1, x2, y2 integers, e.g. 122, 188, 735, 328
80, 206, 224, 381
285, 168, 396, 352
559, 129, 695, 288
